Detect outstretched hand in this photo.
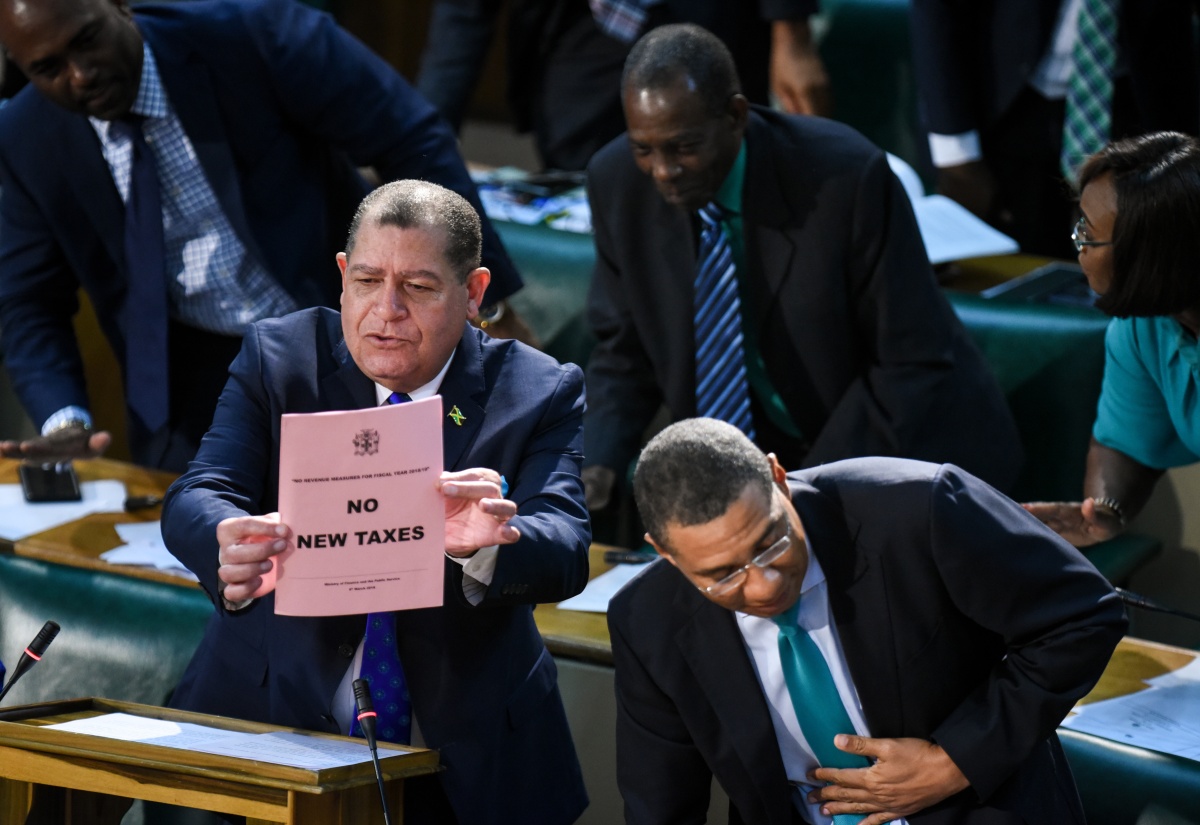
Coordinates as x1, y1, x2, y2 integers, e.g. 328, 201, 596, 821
1022, 498, 1123, 547
807, 735, 970, 825
0, 424, 112, 463
439, 468, 519, 557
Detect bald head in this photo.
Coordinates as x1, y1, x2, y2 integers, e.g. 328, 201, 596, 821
0, 0, 142, 120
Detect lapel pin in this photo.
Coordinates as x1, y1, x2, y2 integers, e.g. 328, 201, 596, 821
448, 405, 466, 427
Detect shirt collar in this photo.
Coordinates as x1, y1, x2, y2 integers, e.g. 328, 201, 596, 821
713, 139, 747, 216
373, 351, 456, 405
90, 42, 168, 136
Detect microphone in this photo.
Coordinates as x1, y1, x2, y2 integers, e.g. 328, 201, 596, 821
0, 621, 60, 705
353, 678, 393, 825
1116, 588, 1200, 625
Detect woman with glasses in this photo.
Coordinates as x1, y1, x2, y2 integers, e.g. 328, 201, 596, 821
1026, 131, 1200, 546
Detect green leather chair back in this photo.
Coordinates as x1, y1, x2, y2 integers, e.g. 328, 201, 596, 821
1060, 729, 1200, 825
819, 0, 925, 180
0, 555, 213, 709
947, 293, 1111, 502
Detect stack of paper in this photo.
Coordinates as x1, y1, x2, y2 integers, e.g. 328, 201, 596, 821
556, 562, 655, 613
1062, 657, 1200, 761
0, 479, 126, 541
100, 521, 197, 581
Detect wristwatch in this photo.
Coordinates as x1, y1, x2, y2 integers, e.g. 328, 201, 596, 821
1092, 496, 1127, 527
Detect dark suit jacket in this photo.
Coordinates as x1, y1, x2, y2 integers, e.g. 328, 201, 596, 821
584, 109, 1022, 491
910, 0, 1200, 136
0, 0, 520, 443
162, 309, 589, 825
608, 458, 1127, 825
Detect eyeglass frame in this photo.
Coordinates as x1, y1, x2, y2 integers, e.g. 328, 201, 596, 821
1072, 215, 1113, 253
701, 514, 794, 597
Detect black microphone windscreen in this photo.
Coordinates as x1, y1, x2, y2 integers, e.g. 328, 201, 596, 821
353, 677, 374, 714
29, 621, 60, 656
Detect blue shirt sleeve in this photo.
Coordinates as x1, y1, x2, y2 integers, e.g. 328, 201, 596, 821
1093, 317, 1200, 469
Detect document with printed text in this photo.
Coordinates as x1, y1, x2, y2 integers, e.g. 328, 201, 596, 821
272, 396, 445, 616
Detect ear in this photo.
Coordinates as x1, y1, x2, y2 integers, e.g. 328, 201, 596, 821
336, 252, 349, 304
465, 267, 491, 318
645, 533, 678, 568
728, 93, 750, 137
767, 452, 790, 496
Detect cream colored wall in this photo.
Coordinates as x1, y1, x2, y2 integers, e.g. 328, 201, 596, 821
1124, 464, 1200, 649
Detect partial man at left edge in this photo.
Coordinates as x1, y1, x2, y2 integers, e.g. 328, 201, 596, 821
0, 0, 527, 472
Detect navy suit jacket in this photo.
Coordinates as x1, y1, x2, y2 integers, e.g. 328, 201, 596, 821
910, 0, 1200, 136
585, 110, 1023, 491
609, 458, 1127, 825
0, 0, 520, 437
163, 309, 589, 825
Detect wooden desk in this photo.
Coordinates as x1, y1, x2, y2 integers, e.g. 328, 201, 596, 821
1, 458, 190, 589
0, 697, 438, 825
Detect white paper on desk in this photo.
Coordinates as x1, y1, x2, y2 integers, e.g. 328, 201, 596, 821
556, 561, 656, 613
1063, 683, 1200, 761
885, 153, 1020, 265
47, 713, 404, 768
0, 479, 126, 541
273, 397, 445, 616
1147, 655, 1200, 688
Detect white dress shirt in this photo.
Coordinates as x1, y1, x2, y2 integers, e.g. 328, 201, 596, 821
736, 549, 910, 825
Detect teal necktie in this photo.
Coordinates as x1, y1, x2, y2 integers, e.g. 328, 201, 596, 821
773, 601, 868, 825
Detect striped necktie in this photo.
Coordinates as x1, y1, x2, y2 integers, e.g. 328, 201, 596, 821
1061, 0, 1121, 180
350, 390, 413, 743
694, 202, 755, 440
773, 601, 868, 824
111, 115, 169, 433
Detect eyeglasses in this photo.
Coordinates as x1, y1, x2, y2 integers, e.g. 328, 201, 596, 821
1072, 216, 1113, 252
702, 522, 792, 597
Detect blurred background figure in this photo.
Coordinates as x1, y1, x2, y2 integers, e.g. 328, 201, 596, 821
909, 0, 1200, 258
417, 0, 832, 171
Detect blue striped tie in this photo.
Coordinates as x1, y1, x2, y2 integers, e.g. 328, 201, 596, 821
1061, 0, 1120, 180
350, 390, 413, 743
694, 203, 755, 440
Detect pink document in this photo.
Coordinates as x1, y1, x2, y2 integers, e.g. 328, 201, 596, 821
273, 396, 445, 616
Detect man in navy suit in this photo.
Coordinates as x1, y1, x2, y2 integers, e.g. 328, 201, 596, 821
161, 180, 589, 824
0, 0, 526, 472
610, 418, 1125, 824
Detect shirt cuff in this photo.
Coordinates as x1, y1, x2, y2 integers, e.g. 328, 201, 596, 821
41, 406, 93, 436
447, 545, 499, 605
928, 131, 983, 168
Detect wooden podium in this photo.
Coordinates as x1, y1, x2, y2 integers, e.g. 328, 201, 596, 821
0, 698, 439, 824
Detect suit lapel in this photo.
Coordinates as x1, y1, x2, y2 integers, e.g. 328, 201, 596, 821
322, 338, 376, 412
55, 109, 125, 268
145, 27, 266, 267
790, 481, 905, 737
675, 590, 796, 824
434, 326, 486, 471
742, 116, 796, 331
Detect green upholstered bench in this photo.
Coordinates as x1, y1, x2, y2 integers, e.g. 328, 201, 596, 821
1060, 728, 1200, 825
947, 293, 1161, 584
0, 553, 212, 709
496, 221, 596, 370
